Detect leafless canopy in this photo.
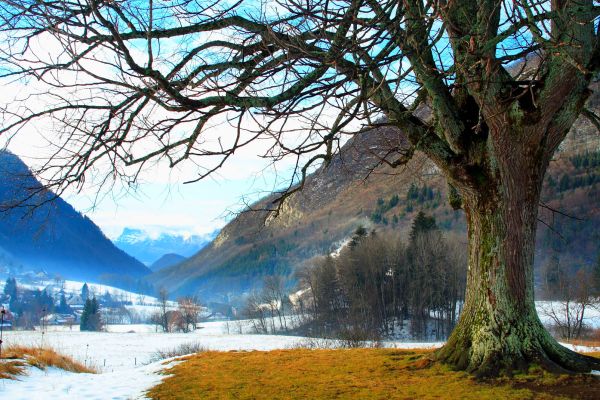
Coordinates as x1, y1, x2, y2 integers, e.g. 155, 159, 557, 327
0, 0, 598, 203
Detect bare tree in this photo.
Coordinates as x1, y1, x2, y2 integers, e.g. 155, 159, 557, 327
244, 291, 269, 334
149, 311, 162, 333
1, 0, 599, 374
540, 268, 597, 340
167, 310, 185, 332
298, 219, 465, 342
262, 275, 288, 332
157, 288, 170, 333
177, 296, 201, 333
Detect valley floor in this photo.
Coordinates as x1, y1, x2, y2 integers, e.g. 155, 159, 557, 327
0, 321, 598, 399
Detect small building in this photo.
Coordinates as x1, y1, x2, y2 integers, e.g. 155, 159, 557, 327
67, 294, 85, 310
41, 313, 76, 326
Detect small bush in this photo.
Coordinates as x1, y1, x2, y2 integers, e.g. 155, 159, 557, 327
290, 335, 381, 350
289, 337, 341, 350
150, 342, 208, 362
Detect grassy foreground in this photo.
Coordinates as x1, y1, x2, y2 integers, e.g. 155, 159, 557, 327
147, 349, 600, 400
0, 346, 94, 379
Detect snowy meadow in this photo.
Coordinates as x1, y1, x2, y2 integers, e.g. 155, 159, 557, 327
1, 315, 599, 399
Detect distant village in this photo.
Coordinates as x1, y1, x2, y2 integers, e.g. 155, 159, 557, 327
0, 265, 224, 333
1, 274, 137, 331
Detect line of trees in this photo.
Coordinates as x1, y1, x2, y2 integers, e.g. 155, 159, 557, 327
2, 277, 57, 329
292, 212, 466, 341
243, 275, 291, 335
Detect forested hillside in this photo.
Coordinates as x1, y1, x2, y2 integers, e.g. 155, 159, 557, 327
0, 151, 151, 286
151, 86, 600, 301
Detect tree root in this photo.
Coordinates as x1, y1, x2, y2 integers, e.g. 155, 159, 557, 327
436, 331, 600, 377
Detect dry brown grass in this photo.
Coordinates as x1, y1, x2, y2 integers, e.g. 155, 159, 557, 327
147, 349, 600, 400
0, 346, 95, 380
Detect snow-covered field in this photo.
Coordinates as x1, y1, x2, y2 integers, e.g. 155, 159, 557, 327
3, 321, 312, 372
1, 320, 311, 399
1, 319, 599, 400
0, 358, 178, 400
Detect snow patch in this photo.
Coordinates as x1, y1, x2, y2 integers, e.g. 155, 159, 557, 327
0, 358, 177, 400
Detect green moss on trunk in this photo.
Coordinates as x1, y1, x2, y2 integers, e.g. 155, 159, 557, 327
437, 192, 600, 376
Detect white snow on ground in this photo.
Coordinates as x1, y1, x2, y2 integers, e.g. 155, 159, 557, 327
0, 357, 180, 400
0, 320, 448, 400
1, 320, 599, 399
3, 321, 308, 371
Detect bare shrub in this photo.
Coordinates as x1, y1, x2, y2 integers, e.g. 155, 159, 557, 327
149, 342, 208, 362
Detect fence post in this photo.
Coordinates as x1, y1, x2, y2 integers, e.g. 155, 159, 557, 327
0, 307, 5, 359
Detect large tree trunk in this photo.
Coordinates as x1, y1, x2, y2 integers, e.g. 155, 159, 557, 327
436, 127, 600, 376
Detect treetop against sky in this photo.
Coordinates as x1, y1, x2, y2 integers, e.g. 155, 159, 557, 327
1, 0, 597, 235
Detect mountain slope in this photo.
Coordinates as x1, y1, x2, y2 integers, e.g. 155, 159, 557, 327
150, 253, 187, 272
0, 151, 151, 283
151, 87, 600, 301
150, 125, 460, 299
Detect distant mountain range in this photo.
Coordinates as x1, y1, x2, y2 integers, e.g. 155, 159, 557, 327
0, 151, 151, 286
150, 84, 600, 302
113, 228, 217, 266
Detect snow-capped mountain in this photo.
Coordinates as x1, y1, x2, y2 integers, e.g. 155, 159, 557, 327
113, 228, 218, 265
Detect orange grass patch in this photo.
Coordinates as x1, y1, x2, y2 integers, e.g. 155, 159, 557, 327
0, 346, 94, 379
147, 349, 600, 400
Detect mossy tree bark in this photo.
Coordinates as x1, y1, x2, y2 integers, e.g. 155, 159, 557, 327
422, 0, 600, 376
436, 122, 600, 375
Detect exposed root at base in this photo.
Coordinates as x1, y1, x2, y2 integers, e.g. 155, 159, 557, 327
436, 340, 600, 378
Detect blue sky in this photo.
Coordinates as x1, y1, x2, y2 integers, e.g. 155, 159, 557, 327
3, 120, 297, 239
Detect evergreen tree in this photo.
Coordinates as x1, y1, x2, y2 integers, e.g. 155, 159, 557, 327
542, 254, 562, 298
33, 289, 54, 314
3, 277, 17, 300
57, 292, 72, 314
81, 283, 89, 301
559, 175, 571, 191
349, 226, 369, 249
80, 296, 102, 331
407, 183, 419, 201
89, 297, 102, 330
80, 298, 91, 330
409, 211, 438, 242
